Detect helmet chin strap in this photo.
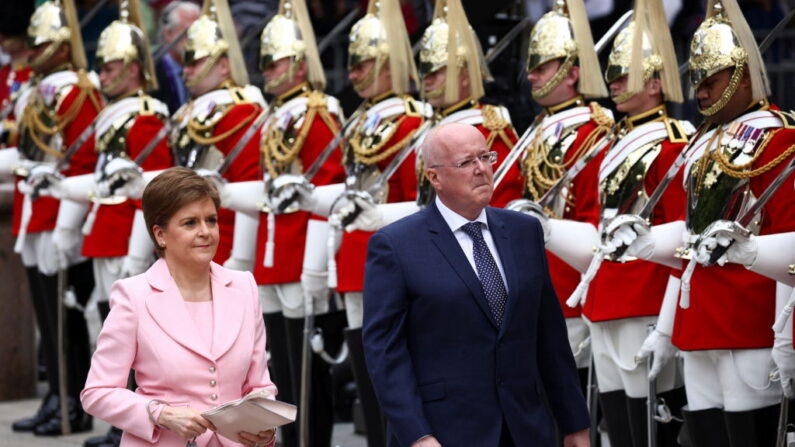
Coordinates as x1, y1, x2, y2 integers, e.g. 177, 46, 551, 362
30, 40, 64, 72
698, 62, 744, 117
100, 60, 132, 98
264, 59, 299, 93
185, 51, 223, 90
352, 56, 386, 94
531, 56, 575, 100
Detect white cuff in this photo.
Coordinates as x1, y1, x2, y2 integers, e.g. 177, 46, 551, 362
305, 183, 345, 217
221, 180, 265, 217
376, 201, 420, 227
59, 173, 95, 203
303, 219, 330, 272
649, 220, 686, 269
546, 219, 598, 273
55, 199, 89, 231
748, 232, 795, 286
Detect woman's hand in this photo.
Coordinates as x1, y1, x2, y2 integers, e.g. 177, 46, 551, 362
238, 428, 276, 447
157, 406, 215, 440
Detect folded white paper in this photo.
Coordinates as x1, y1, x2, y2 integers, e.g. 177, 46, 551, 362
202, 395, 297, 443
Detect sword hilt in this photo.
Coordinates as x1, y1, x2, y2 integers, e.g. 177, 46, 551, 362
277, 190, 298, 214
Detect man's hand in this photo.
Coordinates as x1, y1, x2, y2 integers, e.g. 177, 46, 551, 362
635, 330, 677, 380
97, 158, 144, 199
53, 227, 81, 270
693, 220, 756, 267
773, 338, 795, 398
412, 435, 442, 447
563, 429, 590, 447
602, 220, 654, 260
156, 406, 215, 440
340, 195, 382, 233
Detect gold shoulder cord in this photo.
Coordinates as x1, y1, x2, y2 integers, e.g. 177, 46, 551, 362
23, 70, 101, 157
349, 95, 424, 165
481, 105, 515, 148
187, 89, 260, 146
262, 91, 341, 178
524, 102, 613, 202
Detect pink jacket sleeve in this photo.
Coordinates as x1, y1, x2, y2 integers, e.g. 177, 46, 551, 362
80, 280, 163, 443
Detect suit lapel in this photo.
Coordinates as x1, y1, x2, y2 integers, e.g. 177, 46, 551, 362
426, 203, 498, 330
486, 210, 520, 339
145, 259, 213, 360
210, 263, 244, 360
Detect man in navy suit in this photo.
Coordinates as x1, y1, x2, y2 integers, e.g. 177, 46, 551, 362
362, 123, 590, 447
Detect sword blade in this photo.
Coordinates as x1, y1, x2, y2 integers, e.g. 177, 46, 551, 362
595, 10, 633, 54
485, 17, 533, 63
318, 8, 361, 53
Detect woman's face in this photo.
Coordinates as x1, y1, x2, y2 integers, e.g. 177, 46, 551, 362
153, 197, 219, 267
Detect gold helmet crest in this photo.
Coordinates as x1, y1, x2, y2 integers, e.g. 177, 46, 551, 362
96, 0, 159, 92
184, 0, 249, 88
260, 0, 325, 91
689, 0, 769, 115
526, 0, 606, 99
27, 0, 87, 70
418, 0, 490, 104
348, 0, 418, 95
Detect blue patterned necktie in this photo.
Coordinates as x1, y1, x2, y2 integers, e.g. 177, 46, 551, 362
461, 222, 508, 325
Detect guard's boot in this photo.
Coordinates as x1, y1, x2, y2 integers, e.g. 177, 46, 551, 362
724, 403, 779, 447
655, 387, 687, 447
263, 312, 297, 447
12, 393, 59, 432
626, 396, 649, 447
682, 407, 730, 447
345, 327, 386, 447
598, 390, 634, 447
33, 396, 93, 436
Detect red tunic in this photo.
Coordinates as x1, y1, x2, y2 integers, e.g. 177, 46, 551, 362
672, 110, 795, 350
337, 105, 424, 293
584, 122, 689, 322
548, 118, 605, 318
17, 75, 103, 235
212, 102, 264, 264
253, 94, 346, 285
81, 111, 173, 258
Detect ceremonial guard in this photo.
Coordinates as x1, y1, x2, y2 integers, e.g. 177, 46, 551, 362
169, 0, 266, 265
416, 0, 520, 208
513, 0, 612, 381
554, 0, 691, 444
606, 0, 795, 443
339, 0, 521, 234
12, 0, 103, 435
222, 0, 347, 445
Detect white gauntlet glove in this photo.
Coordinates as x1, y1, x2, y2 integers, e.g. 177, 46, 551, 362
337, 194, 382, 233
693, 220, 756, 267
97, 158, 144, 199
53, 199, 88, 269
121, 210, 155, 278
21, 164, 62, 198
635, 330, 677, 380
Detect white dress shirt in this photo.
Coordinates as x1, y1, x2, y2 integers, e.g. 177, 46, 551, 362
435, 197, 508, 291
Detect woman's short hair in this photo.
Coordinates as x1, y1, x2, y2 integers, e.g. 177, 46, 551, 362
142, 167, 221, 254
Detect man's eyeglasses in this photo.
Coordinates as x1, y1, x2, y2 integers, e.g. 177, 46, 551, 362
429, 151, 498, 170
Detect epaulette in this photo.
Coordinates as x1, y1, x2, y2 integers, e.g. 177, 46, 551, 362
402, 95, 422, 118
589, 102, 614, 127
139, 95, 155, 116
664, 118, 689, 144
482, 105, 510, 131
306, 90, 328, 109
229, 85, 248, 105
771, 110, 795, 129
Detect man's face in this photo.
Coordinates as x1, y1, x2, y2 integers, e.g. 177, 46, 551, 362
183, 56, 227, 97
695, 67, 751, 124
527, 59, 575, 106
29, 41, 67, 74
262, 57, 304, 96
427, 126, 494, 218
608, 75, 660, 115
349, 59, 391, 99
164, 9, 200, 64
99, 60, 139, 98
422, 66, 447, 107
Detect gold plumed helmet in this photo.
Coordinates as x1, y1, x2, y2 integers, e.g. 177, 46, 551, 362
689, 0, 769, 115
96, 0, 159, 92
184, 0, 249, 88
605, 0, 683, 103
348, 0, 418, 95
418, 0, 491, 104
526, 0, 606, 99
260, 0, 325, 91
27, 0, 87, 70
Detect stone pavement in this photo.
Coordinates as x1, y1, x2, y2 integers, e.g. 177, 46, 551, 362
0, 395, 367, 447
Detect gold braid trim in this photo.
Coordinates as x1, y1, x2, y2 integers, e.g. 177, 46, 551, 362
23, 70, 100, 157
262, 91, 340, 178
350, 113, 425, 165
711, 128, 795, 178
187, 104, 258, 146
482, 105, 515, 149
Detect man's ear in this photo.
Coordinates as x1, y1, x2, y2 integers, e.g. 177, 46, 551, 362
425, 168, 440, 190
565, 64, 580, 88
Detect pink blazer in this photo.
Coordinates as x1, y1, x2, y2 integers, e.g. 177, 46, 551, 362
81, 258, 277, 447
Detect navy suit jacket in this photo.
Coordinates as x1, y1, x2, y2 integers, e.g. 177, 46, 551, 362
362, 203, 589, 447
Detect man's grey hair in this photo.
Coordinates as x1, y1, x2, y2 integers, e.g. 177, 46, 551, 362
421, 125, 447, 171
159, 1, 201, 36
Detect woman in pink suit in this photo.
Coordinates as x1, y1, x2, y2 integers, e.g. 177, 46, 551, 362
81, 168, 278, 447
